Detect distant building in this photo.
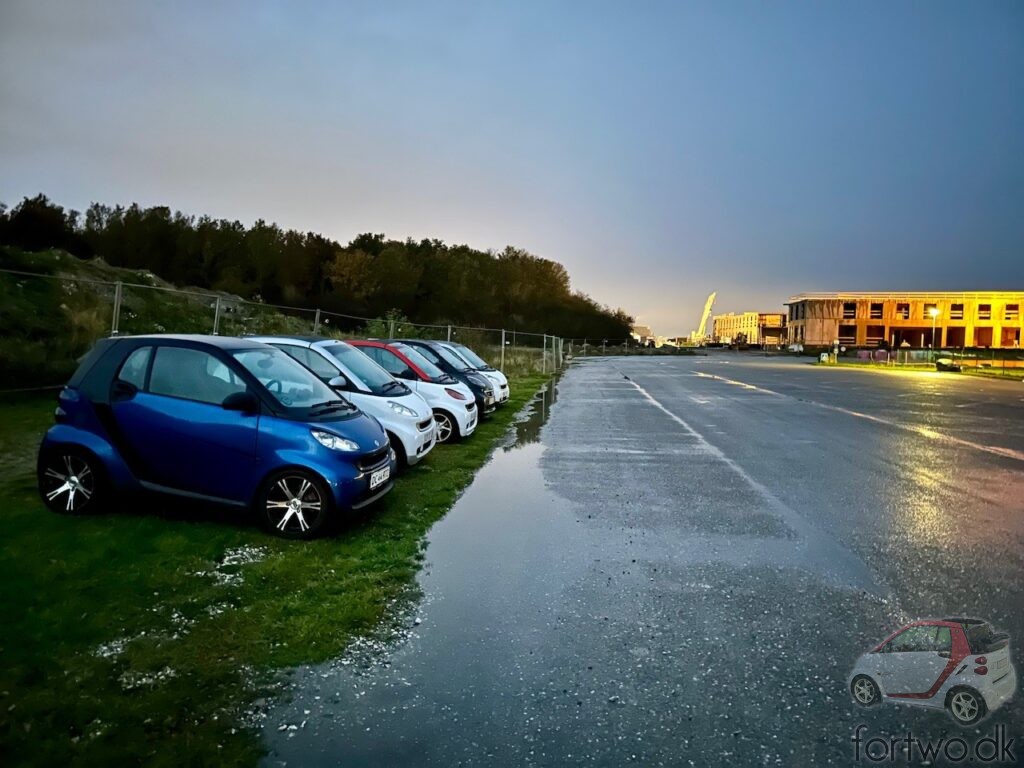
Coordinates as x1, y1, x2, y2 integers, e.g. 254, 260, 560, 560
712, 312, 786, 345
785, 292, 1024, 348
631, 324, 654, 345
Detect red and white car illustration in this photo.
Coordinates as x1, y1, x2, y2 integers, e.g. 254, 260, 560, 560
849, 618, 1016, 725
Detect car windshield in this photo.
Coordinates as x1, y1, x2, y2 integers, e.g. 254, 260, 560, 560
434, 344, 473, 371
323, 342, 405, 396
394, 343, 450, 381
453, 344, 490, 369
232, 346, 343, 410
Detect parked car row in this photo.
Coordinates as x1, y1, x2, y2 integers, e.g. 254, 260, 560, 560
37, 334, 511, 539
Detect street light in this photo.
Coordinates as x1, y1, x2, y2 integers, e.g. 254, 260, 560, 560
929, 306, 940, 350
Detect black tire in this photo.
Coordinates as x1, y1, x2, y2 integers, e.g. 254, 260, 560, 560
850, 675, 881, 707
433, 409, 460, 444
386, 432, 408, 469
38, 446, 106, 515
946, 686, 987, 726
257, 469, 333, 540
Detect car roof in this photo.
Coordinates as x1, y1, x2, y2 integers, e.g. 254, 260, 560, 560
116, 333, 267, 351
246, 334, 341, 347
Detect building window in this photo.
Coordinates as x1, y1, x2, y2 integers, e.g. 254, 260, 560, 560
924, 303, 937, 319
842, 302, 856, 319
950, 303, 964, 320
1006, 304, 1020, 321
978, 303, 991, 320
869, 303, 883, 319
896, 303, 910, 319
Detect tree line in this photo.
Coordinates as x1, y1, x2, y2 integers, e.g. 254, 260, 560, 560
0, 194, 632, 340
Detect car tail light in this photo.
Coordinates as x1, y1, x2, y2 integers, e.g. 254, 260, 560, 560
975, 656, 987, 665
445, 388, 467, 400
975, 666, 988, 675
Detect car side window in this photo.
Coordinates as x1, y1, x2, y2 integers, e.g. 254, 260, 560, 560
415, 345, 442, 365
148, 347, 246, 405
887, 626, 933, 653
273, 345, 337, 382
376, 349, 414, 378
117, 346, 152, 388
303, 349, 339, 380
933, 627, 952, 653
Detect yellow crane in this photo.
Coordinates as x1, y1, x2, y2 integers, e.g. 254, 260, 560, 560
689, 292, 716, 345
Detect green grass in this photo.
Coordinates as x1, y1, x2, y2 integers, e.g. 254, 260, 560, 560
0, 375, 548, 767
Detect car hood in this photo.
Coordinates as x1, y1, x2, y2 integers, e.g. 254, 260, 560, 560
313, 410, 389, 451
399, 391, 433, 420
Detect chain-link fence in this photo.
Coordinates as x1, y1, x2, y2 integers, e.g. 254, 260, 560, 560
0, 267, 567, 389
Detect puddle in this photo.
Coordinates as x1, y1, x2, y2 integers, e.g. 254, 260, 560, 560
503, 377, 558, 450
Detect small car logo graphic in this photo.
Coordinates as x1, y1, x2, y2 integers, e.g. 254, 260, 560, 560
374, 440, 380, 447
849, 618, 1017, 726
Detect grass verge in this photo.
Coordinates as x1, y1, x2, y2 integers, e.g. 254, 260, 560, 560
0, 375, 548, 766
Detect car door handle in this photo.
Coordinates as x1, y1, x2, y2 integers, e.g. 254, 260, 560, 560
111, 380, 138, 401
937, 651, 950, 658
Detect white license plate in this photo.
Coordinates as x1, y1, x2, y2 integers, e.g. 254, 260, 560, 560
369, 466, 390, 490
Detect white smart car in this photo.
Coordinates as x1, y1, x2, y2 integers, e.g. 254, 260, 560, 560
251, 336, 437, 466
849, 618, 1016, 726
441, 341, 510, 405
349, 340, 478, 443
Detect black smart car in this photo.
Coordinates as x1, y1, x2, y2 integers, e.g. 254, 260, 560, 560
390, 339, 496, 416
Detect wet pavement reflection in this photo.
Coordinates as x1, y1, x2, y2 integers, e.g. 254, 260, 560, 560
262, 355, 1024, 767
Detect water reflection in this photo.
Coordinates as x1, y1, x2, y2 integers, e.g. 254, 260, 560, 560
505, 377, 558, 449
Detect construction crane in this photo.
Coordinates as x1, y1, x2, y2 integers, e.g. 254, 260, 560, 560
690, 292, 716, 345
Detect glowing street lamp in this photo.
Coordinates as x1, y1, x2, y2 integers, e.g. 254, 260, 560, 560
929, 306, 941, 349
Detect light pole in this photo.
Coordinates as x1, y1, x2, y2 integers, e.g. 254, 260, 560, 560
929, 307, 940, 353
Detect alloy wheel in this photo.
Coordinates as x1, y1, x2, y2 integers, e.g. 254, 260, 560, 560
41, 452, 96, 513
265, 475, 323, 534
852, 677, 877, 705
434, 412, 454, 443
950, 690, 980, 723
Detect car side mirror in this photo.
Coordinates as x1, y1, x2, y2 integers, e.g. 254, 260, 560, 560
222, 391, 259, 413
328, 375, 349, 389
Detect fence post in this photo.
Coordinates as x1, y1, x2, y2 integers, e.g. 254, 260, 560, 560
313, 308, 322, 335
212, 297, 222, 335
500, 329, 506, 371
447, 324, 452, 342
388, 317, 396, 338
542, 334, 547, 374
111, 281, 123, 336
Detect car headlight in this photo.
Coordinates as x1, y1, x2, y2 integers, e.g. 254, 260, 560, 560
311, 430, 359, 451
387, 401, 416, 418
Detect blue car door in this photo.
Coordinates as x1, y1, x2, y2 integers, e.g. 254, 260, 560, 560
110, 344, 260, 503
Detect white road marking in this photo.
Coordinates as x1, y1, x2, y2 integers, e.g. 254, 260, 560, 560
624, 377, 884, 595
692, 370, 1024, 464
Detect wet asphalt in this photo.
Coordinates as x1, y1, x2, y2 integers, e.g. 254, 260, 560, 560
262, 354, 1024, 766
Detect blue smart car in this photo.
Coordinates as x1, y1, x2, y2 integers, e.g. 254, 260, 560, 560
37, 335, 396, 539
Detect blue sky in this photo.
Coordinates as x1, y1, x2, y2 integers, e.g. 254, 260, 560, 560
2, 1, 1022, 335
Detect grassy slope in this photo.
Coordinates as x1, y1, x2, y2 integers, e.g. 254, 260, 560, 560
0, 376, 547, 766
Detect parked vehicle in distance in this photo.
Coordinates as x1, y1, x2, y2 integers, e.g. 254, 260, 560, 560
349, 340, 478, 443
37, 335, 396, 539
440, 341, 510, 404
394, 339, 496, 417
848, 618, 1016, 725
249, 336, 436, 467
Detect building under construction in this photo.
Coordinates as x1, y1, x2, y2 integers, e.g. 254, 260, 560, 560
785, 292, 1024, 348
712, 312, 786, 345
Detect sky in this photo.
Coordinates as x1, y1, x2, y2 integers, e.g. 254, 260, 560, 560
1, 2, 1022, 336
